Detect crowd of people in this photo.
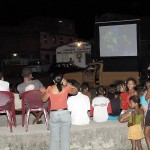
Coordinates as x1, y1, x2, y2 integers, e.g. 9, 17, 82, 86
0, 67, 150, 150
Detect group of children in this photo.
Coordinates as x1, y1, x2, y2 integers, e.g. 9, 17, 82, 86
78, 78, 150, 150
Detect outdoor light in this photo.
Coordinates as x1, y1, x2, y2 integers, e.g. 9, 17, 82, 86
13, 53, 18, 57
77, 42, 81, 47
58, 20, 62, 23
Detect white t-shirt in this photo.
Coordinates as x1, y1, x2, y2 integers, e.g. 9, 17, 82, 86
92, 96, 110, 122
67, 92, 90, 125
0, 80, 9, 91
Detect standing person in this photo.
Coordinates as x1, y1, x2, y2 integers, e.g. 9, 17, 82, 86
67, 81, 90, 125
81, 82, 92, 104
126, 77, 138, 96
41, 73, 78, 150
0, 72, 10, 91
140, 81, 150, 115
120, 78, 137, 115
90, 86, 112, 122
128, 95, 144, 150
144, 82, 150, 150
17, 67, 44, 124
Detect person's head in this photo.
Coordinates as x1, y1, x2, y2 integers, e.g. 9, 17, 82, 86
129, 95, 141, 109
72, 81, 80, 91
0, 72, 4, 80
81, 82, 89, 93
107, 86, 119, 99
53, 73, 63, 92
117, 82, 126, 93
146, 80, 150, 89
126, 77, 137, 92
22, 67, 32, 80
96, 86, 105, 96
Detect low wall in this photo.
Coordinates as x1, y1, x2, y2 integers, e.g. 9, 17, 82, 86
101, 72, 139, 86
0, 116, 147, 150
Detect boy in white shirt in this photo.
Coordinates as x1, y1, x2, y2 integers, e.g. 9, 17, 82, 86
91, 86, 112, 122
67, 81, 90, 125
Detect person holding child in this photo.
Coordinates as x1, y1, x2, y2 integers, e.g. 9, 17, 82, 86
120, 77, 137, 115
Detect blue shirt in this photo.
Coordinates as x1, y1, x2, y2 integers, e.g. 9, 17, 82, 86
140, 96, 148, 107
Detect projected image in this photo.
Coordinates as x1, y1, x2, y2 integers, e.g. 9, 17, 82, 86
99, 24, 137, 57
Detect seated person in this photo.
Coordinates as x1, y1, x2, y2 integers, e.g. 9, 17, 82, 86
17, 67, 45, 124
67, 81, 90, 125
90, 86, 112, 122
81, 82, 92, 104
107, 86, 121, 120
0, 72, 9, 91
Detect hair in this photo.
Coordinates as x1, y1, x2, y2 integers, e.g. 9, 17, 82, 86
53, 73, 63, 92
0, 72, 4, 79
126, 77, 137, 85
146, 80, 150, 89
81, 82, 89, 91
126, 77, 137, 92
129, 95, 141, 108
140, 80, 150, 96
71, 81, 80, 91
107, 85, 119, 99
22, 67, 32, 77
96, 86, 105, 96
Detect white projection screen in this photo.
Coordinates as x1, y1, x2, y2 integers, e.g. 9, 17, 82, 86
99, 24, 138, 57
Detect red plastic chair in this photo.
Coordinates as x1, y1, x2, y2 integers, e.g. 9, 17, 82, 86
0, 91, 16, 132
21, 90, 50, 131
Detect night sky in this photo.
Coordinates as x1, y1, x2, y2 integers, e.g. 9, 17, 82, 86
0, 1, 150, 39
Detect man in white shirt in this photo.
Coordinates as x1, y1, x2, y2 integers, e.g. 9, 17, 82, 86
67, 81, 90, 125
0, 72, 9, 91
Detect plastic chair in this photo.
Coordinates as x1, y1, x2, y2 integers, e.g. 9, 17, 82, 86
21, 90, 50, 131
0, 91, 16, 132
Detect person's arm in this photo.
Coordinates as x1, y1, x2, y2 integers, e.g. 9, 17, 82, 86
128, 111, 135, 127
107, 102, 112, 114
145, 88, 150, 102
141, 110, 144, 129
62, 78, 78, 95
119, 110, 131, 123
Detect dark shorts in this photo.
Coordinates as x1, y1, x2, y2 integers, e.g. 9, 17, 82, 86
145, 110, 150, 126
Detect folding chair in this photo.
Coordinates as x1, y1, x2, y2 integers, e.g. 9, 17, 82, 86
0, 91, 16, 132
21, 90, 50, 131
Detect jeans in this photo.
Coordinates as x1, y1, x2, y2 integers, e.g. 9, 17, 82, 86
49, 110, 71, 150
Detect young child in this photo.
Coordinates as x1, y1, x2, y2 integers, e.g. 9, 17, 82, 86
126, 77, 138, 96
90, 86, 112, 122
118, 82, 128, 115
144, 82, 150, 150
81, 82, 92, 104
120, 78, 137, 115
107, 86, 121, 120
128, 95, 144, 150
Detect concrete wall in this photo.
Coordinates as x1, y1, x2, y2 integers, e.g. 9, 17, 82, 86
0, 115, 147, 150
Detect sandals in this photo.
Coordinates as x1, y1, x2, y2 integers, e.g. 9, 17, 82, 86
33, 119, 43, 124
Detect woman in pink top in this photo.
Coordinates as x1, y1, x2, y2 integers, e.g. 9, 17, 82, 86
41, 73, 78, 150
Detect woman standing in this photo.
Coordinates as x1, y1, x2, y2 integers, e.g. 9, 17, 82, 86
41, 74, 78, 150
